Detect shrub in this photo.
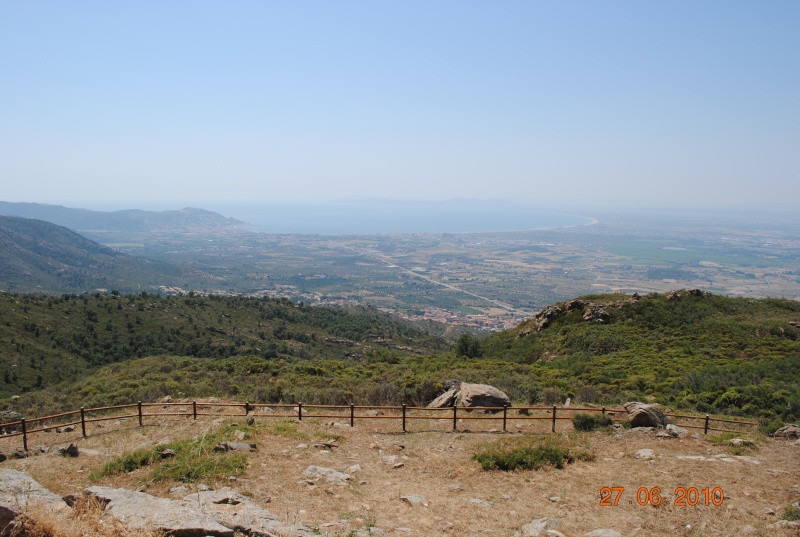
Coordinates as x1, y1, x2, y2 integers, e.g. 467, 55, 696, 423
572, 412, 613, 432
542, 387, 565, 406
473, 437, 594, 472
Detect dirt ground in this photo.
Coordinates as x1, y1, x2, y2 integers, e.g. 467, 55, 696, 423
2, 406, 798, 537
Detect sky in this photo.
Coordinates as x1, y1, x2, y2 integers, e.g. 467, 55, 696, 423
1, 1, 798, 210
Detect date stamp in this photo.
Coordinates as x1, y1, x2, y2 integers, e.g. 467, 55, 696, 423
600, 487, 725, 507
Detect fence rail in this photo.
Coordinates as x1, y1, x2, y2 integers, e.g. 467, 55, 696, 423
0, 400, 760, 453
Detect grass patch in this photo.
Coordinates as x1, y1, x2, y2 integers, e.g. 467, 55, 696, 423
783, 500, 800, 521
91, 421, 251, 483
270, 420, 310, 440
473, 436, 595, 471
571, 412, 613, 432
706, 431, 762, 455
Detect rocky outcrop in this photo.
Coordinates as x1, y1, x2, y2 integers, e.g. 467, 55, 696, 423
182, 490, 316, 536
302, 465, 352, 486
771, 424, 800, 438
86, 486, 234, 537
623, 402, 668, 428
0, 470, 69, 529
427, 382, 510, 410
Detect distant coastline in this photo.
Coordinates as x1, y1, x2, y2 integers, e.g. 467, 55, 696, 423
210, 201, 595, 235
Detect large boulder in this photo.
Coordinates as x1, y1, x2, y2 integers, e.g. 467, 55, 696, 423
623, 402, 668, 428
0, 470, 69, 529
771, 424, 800, 438
427, 382, 510, 410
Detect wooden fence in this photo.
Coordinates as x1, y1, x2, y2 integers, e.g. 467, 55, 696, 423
0, 401, 760, 453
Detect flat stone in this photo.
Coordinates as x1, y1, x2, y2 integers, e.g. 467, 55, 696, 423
522, 518, 560, 536
86, 486, 234, 536
182, 490, 316, 536
634, 449, 655, 460
0, 470, 69, 529
302, 466, 352, 485
469, 498, 493, 506
585, 530, 622, 537
400, 495, 428, 506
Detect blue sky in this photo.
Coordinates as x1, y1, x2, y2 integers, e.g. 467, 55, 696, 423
1, 1, 798, 209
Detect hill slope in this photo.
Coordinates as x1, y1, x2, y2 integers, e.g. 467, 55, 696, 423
0, 201, 245, 232
2, 290, 798, 427
0, 216, 220, 293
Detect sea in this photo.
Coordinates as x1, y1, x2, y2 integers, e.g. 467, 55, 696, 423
207, 200, 594, 235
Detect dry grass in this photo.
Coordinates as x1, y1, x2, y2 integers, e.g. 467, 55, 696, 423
1, 406, 798, 536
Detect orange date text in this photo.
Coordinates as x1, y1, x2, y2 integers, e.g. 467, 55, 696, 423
599, 487, 724, 507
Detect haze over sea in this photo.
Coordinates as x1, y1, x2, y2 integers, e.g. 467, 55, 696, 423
208, 200, 594, 235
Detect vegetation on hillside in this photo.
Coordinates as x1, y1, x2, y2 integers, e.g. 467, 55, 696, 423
1, 290, 798, 427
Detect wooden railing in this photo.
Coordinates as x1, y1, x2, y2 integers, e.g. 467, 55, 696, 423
0, 401, 761, 453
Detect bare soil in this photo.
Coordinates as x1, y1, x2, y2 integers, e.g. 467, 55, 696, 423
2, 406, 798, 537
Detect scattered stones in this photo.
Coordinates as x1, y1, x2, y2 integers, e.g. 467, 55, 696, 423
521, 517, 560, 536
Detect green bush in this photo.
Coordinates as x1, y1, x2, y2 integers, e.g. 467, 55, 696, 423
572, 412, 613, 432
473, 437, 594, 471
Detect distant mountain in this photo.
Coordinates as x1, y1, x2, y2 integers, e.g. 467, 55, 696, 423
0, 202, 245, 233
0, 215, 220, 293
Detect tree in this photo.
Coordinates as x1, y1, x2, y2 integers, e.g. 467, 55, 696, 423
455, 333, 482, 358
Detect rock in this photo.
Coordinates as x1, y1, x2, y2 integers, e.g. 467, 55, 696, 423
771, 424, 800, 438
0, 453, 6, 463
159, 395, 173, 404
427, 382, 511, 410
546, 531, 567, 537
666, 424, 688, 438
427, 388, 458, 409
33, 445, 49, 454
586, 530, 622, 537
302, 466, 352, 485
634, 449, 655, 460
56, 425, 75, 433
86, 486, 234, 536
730, 438, 745, 446
521, 517, 560, 536
548, 496, 560, 502
0, 470, 69, 528
64, 443, 79, 457
160, 448, 177, 459
448, 484, 463, 491
400, 495, 428, 506
767, 520, 800, 529
213, 442, 256, 452
469, 498, 493, 506
623, 402, 668, 428
345, 464, 362, 474
245, 413, 255, 426
182, 490, 316, 536
11, 450, 27, 459
234, 430, 246, 441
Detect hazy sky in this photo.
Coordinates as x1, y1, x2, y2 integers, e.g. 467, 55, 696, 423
1, 1, 798, 210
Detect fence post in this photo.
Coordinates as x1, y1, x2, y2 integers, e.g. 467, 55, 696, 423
552, 406, 557, 433
402, 404, 407, 432
138, 401, 143, 426
350, 403, 355, 428
298, 402, 302, 422
245, 402, 250, 416
192, 401, 197, 420
503, 404, 508, 432
704, 414, 710, 435
80, 407, 86, 438
602, 406, 606, 415
21, 418, 27, 452
453, 403, 458, 432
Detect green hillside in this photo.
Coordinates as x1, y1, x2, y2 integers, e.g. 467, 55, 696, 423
2, 290, 798, 429
0, 216, 219, 294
